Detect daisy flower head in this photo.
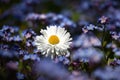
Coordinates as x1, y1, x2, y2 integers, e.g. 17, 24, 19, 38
34, 25, 72, 58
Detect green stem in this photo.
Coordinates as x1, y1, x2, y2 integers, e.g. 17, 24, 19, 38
101, 25, 105, 50
101, 25, 108, 64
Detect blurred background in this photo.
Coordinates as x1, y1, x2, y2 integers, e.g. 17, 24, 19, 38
1, 0, 120, 80
0, 0, 120, 27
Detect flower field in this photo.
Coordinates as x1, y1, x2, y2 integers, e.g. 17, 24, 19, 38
0, 0, 120, 80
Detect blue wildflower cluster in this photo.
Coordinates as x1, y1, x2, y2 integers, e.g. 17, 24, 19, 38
0, 0, 120, 80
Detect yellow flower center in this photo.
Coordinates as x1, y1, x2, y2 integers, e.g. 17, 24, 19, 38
48, 35, 60, 45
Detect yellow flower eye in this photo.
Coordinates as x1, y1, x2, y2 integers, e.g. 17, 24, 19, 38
48, 35, 60, 45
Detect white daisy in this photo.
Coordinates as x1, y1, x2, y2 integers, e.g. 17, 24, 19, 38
34, 25, 72, 58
